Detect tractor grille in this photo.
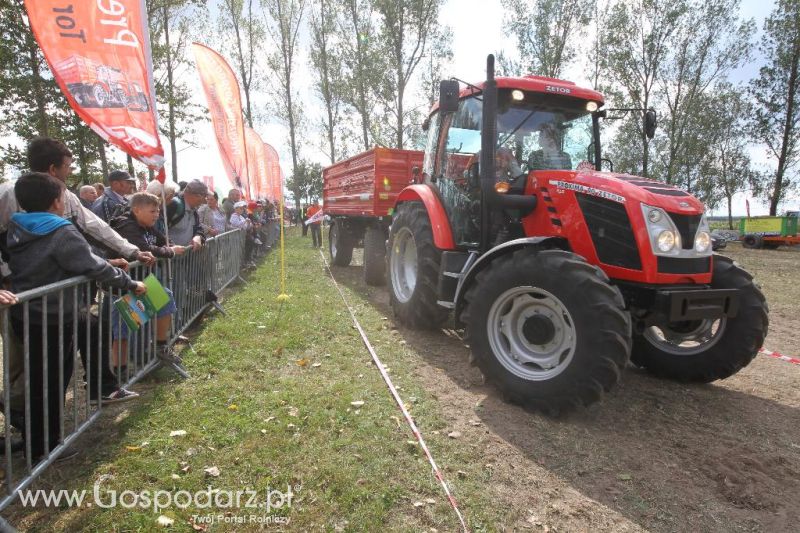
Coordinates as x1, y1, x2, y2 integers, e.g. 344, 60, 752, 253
577, 194, 642, 270
657, 256, 711, 274
668, 213, 702, 250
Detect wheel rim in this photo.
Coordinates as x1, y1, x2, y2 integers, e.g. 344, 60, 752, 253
390, 227, 418, 303
330, 225, 339, 257
486, 286, 577, 381
642, 318, 727, 356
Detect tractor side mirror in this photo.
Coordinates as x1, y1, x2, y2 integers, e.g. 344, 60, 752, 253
439, 80, 460, 114
644, 109, 657, 139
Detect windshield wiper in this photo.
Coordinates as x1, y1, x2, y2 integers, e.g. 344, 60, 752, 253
497, 108, 537, 147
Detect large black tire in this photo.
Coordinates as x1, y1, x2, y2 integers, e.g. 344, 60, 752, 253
388, 202, 448, 329
742, 234, 763, 249
631, 255, 768, 382
363, 226, 387, 286
461, 249, 632, 414
329, 223, 354, 267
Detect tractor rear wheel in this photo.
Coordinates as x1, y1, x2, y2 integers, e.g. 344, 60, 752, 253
329, 223, 354, 266
631, 255, 768, 382
461, 249, 631, 414
388, 202, 448, 329
363, 226, 387, 286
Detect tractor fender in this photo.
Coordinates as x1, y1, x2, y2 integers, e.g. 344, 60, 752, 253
453, 236, 568, 321
395, 185, 455, 250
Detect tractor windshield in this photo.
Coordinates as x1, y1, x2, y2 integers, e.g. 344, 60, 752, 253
497, 95, 595, 174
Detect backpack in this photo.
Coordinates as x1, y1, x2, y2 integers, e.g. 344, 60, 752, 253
166, 196, 186, 228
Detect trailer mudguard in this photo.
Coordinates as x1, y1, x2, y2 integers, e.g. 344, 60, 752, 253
395, 184, 456, 250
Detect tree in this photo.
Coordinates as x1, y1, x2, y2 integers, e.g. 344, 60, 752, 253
309, 0, 345, 163
337, 0, 388, 151
263, 0, 306, 203
219, 0, 264, 127
420, 25, 453, 108
653, 0, 753, 187
696, 88, 759, 229
749, 0, 800, 215
604, 0, 687, 178
286, 159, 323, 205
374, 0, 443, 149
501, 0, 592, 79
147, 0, 206, 182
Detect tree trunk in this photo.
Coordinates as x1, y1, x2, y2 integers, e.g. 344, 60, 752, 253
127, 154, 135, 176
770, 42, 799, 215
163, 5, 179, 183
727, 194, 733, 229
97, 136, 108, 179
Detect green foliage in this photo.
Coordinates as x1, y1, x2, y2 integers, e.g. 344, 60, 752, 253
748, 0, 800, 214
217, 0, 265, 128
309, 0, 346, 163
286, 159, 323, 205
500, 0, 593, 79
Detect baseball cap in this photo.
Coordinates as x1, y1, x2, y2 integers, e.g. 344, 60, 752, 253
108, 170, 135, 183
234, 201, 247, 208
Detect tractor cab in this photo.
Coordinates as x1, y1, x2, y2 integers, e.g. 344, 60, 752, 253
422, 74, 604, 249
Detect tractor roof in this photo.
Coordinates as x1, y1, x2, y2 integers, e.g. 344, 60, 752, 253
430, 75, 605, 114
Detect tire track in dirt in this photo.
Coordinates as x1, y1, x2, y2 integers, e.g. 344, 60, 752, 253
333, 258, 800, 533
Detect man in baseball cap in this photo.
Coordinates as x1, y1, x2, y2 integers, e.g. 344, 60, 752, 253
92, 169, 137, 222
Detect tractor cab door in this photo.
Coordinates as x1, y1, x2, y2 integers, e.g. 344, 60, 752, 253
427, 96, 484, 248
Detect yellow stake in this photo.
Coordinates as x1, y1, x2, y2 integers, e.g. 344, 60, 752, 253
277, 193, 290, 301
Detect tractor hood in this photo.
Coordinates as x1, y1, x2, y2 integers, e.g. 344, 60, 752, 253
539, 169, 705, 215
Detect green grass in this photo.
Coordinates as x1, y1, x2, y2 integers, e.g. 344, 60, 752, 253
16, 230, 503, 532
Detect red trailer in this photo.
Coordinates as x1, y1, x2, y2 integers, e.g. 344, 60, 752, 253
324, 147, 424, 285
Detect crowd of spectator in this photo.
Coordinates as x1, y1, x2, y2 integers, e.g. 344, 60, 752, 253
0, 137, 280, 464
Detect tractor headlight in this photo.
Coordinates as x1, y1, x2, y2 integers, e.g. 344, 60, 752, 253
642, 203, 682, 256
647, 208, 662, 223
694, 231, 711, 253
656, 230, 677, 252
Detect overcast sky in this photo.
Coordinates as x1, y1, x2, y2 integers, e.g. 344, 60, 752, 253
79, 0, 800, 214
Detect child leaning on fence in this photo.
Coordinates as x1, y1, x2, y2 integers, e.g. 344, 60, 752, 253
7, 172, 146, 461
108, 192, 184, 370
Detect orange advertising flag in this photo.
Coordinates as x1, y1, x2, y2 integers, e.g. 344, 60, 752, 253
192, 43, 249, 196
264, 143, 283, 202
244, 127, 271, 200
24, 0, 165, 169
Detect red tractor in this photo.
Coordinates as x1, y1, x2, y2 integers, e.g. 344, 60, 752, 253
382, 56, 768, 413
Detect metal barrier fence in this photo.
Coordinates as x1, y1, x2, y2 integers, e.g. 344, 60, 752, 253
0, 228, 247, 520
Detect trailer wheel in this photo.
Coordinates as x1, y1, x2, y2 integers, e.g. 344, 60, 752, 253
363, 226, 387, 286
92, 84, 109, 107
631, 255, 768, 382
742, 234, 763, 249
461, 248, 631, 414
388, 202, 448, 329
329, 223, 354, 266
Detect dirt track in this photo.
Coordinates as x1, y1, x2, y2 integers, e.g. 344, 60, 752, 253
333, 245, 800, 532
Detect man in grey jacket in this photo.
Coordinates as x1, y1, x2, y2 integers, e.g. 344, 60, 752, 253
0, 138, 156, 267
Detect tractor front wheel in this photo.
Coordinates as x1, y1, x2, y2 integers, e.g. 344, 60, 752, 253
631, 255, 768, 382
462, 249, 632, 414
388, 202, 448, 329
